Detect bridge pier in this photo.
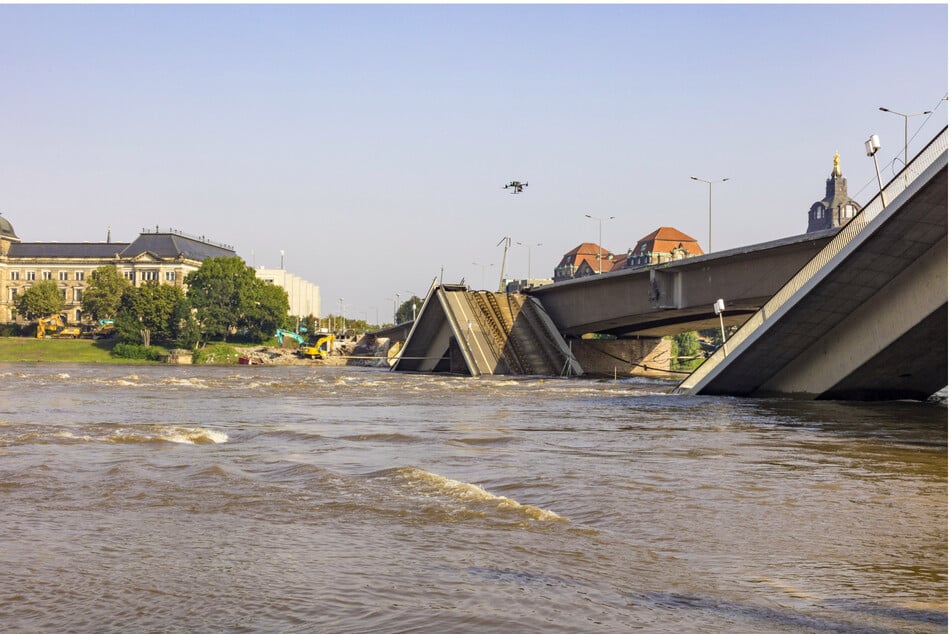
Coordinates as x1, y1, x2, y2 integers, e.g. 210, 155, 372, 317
569, 337, 673, 378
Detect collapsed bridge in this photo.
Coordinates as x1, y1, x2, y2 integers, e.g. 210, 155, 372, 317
392, 284, 582, 377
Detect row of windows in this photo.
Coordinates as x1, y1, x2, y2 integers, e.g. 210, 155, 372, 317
10, 287, 83, 302
8, 270, 175, 282
9, 308, 83, 322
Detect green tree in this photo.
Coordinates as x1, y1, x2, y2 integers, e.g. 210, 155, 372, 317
395, 296, 423, 324
672, 331, 700, 359
81, 265, 132, 321
115, 282, 190, 347
185, 256, 289, 343
240, 277, 290, 342
15, 280, 64, 320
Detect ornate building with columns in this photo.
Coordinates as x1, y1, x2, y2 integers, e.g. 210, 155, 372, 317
0, 215, 236, 324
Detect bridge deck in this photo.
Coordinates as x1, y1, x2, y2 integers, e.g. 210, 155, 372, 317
676, 128, 948, 400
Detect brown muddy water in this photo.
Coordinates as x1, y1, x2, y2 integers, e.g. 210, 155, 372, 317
0, 364, 946, 632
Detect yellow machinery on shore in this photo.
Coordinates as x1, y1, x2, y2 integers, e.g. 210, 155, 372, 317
37, 315, 82, 339
298, 332, 335, 360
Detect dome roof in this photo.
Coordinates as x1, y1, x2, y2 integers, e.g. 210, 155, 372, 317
0, 214, 18, 241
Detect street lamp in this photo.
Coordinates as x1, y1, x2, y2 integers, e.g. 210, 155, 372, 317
514, 242, 542, 284
865, 134, 887, 208
472, 262, 494, 290
879, 106, 932, 167
690, 176, 729, 253
584, 214, 615, 274
393, 290, 414, 323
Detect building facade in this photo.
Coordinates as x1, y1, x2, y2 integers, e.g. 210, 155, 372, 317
625, 227, 704, 268
254, 268, 321, 319
554, 242, 614, 281
0, 216, 236, 324
807, 152, 861, 233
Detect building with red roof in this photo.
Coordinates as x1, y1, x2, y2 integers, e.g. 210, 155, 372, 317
554, 242, 614, 281
625, 227, 704, 268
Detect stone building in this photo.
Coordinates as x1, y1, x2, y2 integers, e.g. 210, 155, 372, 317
807, 152, 861, 233
554, 242, 614, 281
0, 215, 236, 324
625, 227, 704, 268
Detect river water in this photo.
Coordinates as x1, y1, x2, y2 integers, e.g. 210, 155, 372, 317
0, 364, 946, 632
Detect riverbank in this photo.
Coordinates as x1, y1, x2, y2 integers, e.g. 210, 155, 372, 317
0, 337, 365, 366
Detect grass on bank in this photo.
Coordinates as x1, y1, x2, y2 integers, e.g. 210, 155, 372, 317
0, 337, 260, 364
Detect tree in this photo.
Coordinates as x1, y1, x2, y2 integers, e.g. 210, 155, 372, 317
114, 282, 190, 347
81, 265, 131, 321
15, 280, 64, 320
396, 296, 423, 324
240, 277, 290, 342
185, 256, 289, 343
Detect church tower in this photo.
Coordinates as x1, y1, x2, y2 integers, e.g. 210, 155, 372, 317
807, 152, 861, 233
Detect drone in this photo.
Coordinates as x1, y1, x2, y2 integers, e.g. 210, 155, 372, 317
503, 181, 527, 194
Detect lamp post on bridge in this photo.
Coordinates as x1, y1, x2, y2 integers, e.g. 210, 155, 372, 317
584, 214, 614, 274
865, 134, 887, 209
690, 176, 729, 254
514, 242, 542, 286
879, 106, 932, 168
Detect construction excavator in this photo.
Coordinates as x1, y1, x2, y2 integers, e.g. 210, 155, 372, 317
298, 332, 335, 360
36, 315, 82, 339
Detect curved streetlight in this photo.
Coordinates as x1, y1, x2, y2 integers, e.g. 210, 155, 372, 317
879, 106, 932, 167
690, 176, 729, 253
584, 214, 615, 274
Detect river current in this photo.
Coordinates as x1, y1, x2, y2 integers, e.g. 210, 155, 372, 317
0, 364, 946, 632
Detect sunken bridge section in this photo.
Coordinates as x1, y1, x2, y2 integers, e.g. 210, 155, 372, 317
393, 286, 582, 377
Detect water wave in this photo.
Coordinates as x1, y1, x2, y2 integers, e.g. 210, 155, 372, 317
390, 466, 565, 522
11, 424, 227, 446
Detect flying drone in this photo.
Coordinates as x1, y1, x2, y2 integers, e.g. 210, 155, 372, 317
503, 181, 527, 194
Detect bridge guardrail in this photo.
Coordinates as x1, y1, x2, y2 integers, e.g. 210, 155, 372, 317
677, 127, 948, 393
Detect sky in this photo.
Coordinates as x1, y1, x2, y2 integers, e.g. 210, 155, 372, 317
0, 4, 947, 323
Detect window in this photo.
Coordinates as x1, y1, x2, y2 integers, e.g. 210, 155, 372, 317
42, 271, 52, 281
26, 271, 36, 281
9, 288, 17, 301
123, 271, 135, 281
75, 271, 85, 281
9, 271, 19, 281
164, 271, 176, 282
815, 208, 823, 220
141, 270, 158, 281
61, 288, 67, 300
73, 288, 83, 302
59, 271, 69, 281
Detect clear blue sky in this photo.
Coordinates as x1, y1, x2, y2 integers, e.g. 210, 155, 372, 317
0, 4, 946, 322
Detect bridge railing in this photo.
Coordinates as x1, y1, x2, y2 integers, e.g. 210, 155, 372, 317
677, 127, 948, 393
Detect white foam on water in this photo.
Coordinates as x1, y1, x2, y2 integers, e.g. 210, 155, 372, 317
399, 466, 564, 522
155, 426, 229, 444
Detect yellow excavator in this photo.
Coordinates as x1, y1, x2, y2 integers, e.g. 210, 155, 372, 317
37, 315, 82, 339
298, 332, 335, 360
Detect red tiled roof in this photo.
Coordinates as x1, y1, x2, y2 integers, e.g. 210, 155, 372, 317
633, 227, 703, 256
558, 242, 612, 271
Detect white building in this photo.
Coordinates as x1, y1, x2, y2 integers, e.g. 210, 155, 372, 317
255, 268, 320, 319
